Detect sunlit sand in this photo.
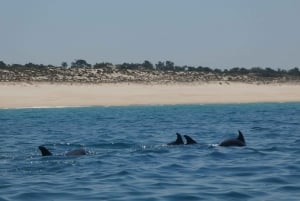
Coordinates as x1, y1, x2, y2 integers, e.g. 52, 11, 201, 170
1, 82, 300, 109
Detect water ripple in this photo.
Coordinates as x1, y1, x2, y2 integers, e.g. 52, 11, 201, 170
1, 103, 300, 200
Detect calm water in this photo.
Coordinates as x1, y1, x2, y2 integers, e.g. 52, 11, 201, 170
1, 103, 300, 201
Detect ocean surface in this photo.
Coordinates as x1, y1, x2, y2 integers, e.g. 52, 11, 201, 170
1, 103, 300, 201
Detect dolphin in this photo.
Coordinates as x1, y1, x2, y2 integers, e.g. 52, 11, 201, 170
38, 146, 53, 156
38, 145, 87, 156
65, 149, 87, 156
167, 133, 184, 145
219, 130, 246, 147
184, 135, 197, 144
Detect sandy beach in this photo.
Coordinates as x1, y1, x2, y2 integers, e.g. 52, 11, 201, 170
0, 82, 300, 109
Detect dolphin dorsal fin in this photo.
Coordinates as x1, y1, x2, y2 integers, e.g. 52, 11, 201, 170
184, 135, 197, 144
175, 133, 184, 144
237, 130, 245, 144
39, 146, 53, 156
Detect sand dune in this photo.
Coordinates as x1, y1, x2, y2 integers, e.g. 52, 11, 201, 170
0, 82, 300, 109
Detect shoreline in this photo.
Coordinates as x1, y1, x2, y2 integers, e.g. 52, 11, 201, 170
2, 102, 300, 110
1, 82, 300, 109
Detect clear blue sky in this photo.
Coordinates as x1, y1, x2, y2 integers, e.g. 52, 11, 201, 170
1, 0, 299, 69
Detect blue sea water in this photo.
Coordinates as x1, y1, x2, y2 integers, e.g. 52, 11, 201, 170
1, 103, 300, 201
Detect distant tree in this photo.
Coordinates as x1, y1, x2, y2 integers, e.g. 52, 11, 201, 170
155, 61, 165, 70
228, 67, 240, 75
165, 61, 175, 70
61, 62, 68, 68
142, 60, 154, 70
288, 67, 300, 76
277, 68, 287, 75
187, 66, 197, 71
197, 66, 213, 73
71, 59, 91, 68
214, 69, 222, 74
250, 67, 264, 75
11, 64, 23, 69
239, 68, 249, 75
228, 67, 249, 75
25, 62, 40, 69
0, 61, 7, 69
118, 62, 140, 70
118, 63, 129, 70
249, 67, 281, 77
174, 66, 185, 71
262, 67, 278, 77
94, 62, 112, 69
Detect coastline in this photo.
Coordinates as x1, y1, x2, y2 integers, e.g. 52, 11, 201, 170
1, 82, 300, 109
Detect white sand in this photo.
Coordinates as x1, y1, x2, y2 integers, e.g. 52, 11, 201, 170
0, 82, 300, 109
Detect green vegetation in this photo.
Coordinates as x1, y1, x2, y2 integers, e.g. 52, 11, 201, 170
0, 59, 299, 83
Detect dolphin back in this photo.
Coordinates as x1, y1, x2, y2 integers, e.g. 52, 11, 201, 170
219, 130, 246, 147
65, 149, 87, 156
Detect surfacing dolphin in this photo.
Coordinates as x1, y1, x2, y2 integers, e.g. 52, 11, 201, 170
167, 133, 184, 145
219, 130, 246, 147
184, 135, 197, 144
167, 133, 198, 145
38, 146, 87, 156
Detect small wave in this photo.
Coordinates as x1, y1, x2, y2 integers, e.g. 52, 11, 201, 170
294, 139, 300, 143
162, 193, 203, 201
92, 142, 135, 149
244, 147, 266, 155
134, 144, 169, 154
159, 163, 186, 170
260, 146, 283, 152
251, 126, 269, 131
11, 191, 75, 201
254, 176, 289, 184
207, 150, 227, 158
101, 170, 131, 179
218, 191, 252, 199
277, 185, 300, 192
